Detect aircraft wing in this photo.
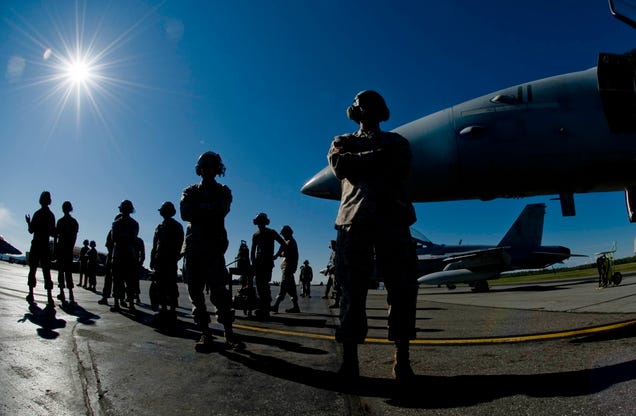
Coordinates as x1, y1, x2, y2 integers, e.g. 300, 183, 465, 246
442, 247, 512, 270
0, 236, 22, 255
417, 247, 512, 286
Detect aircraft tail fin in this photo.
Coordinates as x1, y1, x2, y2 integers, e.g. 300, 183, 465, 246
497, 203, 545, 248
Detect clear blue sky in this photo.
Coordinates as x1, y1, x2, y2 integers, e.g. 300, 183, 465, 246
1, 1, 636, 284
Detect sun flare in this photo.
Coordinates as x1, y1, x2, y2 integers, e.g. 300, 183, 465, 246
6, 1, 164, 133
65, 59, 93, 85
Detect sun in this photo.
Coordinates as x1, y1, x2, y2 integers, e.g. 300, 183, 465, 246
65, 59, 93, 85
7, 1, 167, 134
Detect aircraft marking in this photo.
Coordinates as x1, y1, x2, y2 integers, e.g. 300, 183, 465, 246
233, 319, 636, 345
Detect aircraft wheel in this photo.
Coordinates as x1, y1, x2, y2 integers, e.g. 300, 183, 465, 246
612, 272, 622, 286
472, 280, 489, 292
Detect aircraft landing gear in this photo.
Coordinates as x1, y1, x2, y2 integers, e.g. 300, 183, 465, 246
471, 280, 490, 292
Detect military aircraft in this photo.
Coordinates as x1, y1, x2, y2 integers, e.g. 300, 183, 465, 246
0, 235, 22, 255
301, 2, 636, 223
415, 203, 576, 291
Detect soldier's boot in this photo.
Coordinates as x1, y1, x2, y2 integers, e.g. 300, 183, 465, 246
285, 301, 300, 313
57, 289, 65, 301
26, 289, 35, 305
110, 300, 121, 312
271, 301, 280, 314
69, 290, 75, 303
195, 329, 215, 352
224, 327, 246, 351
46, 290, 55, 306
337, 342, 359, 378
392, 341, 415, 382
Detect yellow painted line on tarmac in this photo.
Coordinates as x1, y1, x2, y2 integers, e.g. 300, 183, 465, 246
233, 323, 335, 341
233, 319, 636, 345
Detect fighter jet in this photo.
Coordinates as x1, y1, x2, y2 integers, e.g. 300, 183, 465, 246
0, 235, 22, 255
415, 203, 575, 292
301, 2, 636, 223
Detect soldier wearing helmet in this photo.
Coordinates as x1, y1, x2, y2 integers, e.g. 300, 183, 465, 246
328, 90, 419, 382
110, 199, 140, 312
150, 201, 184, 323
271, 225, 300, 314
54, 200, 79, 303
299, 259, 313, 298
181, 151, 244, 350
250, 212, 286, 319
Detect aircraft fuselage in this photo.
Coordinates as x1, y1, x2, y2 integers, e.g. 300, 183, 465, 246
301, 52, 636, 219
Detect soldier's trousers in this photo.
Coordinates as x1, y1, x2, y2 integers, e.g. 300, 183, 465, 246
183, 252, 233, 327
335, 222, 419, 344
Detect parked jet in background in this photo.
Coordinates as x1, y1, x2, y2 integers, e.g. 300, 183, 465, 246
415, 203, 576, 291
301, 2, 636, 223
0, 235, 21, 255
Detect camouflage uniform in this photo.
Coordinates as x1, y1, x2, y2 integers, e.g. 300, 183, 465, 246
328, 129, 419, 344
180, 181, 234, 328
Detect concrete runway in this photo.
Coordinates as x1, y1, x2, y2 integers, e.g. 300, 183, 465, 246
2, 260, 636, 416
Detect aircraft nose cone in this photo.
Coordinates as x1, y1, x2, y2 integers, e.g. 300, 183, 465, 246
300, 166, 341, 200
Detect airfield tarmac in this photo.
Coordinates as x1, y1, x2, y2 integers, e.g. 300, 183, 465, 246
1, 261, 636, 416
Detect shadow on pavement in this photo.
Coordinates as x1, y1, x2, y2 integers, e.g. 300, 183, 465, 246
219, 348, 636, 409
18, 303, 67, 339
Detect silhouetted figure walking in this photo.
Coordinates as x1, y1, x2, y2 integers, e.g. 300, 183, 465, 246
181, 151, 244, 350
25, 191, 56, 306
150, 201, 184, 323
250, 212, 285, 320
55, 201, 79, 303
271, 225, 300, 313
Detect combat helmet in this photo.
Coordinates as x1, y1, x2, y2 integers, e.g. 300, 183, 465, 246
119, 199, 135, 214
158, 201, 176, 217
195, 151, 226, 177
280, 225, 293, 236
253, 212, 270, 226
346, 90, 390, 123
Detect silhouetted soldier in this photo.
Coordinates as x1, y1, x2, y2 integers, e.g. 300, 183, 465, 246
181, 151, 244, 350
55, 201, 79, 303
328, 90, 419, 381
250, 212, 285, 320
131, 236, 145, 305
271, 225, 300, 313
110, 200, 139, 312
25, 191, 56, 306
150, 201, 184, 323
98, 220, 117, 306
299, 260, 313, 298
86, 240, 98, 291
322, 240, 338, 303
78, 239, 89, 287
